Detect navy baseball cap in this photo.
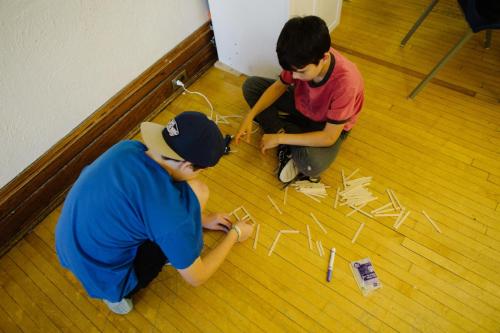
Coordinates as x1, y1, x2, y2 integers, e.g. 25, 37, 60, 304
140, 111, 225, 168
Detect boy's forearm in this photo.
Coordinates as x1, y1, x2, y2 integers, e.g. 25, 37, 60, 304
198, 230, 238, 282
279, 131, 340, 147
248, 81, 287, 118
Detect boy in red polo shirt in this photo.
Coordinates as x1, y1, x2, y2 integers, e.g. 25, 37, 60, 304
235, 15, 364, 183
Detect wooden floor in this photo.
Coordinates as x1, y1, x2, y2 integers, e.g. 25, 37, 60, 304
1, 0, 499, 332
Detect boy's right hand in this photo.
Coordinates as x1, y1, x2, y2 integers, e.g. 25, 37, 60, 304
235, 114, 254, 144
234, 219, 254, 242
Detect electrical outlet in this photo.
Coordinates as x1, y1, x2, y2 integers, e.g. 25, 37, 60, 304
171, 69, 187, 90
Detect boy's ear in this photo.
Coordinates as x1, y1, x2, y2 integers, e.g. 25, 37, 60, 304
179, 161, 193, 171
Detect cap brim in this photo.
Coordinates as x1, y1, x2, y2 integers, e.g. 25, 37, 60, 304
140, 122, 183, 161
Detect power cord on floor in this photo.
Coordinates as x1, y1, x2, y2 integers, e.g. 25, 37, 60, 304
174, 79, 259, 135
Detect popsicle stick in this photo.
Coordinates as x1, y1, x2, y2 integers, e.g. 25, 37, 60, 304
310, 212, 327, 234
393, 209, 406, 228
303, 193, 321, 203
387, 189, 398, 210
268, 232, 281, 256
267, 195, 282, 214
389, 189, 402, 210
348, 205, 374, 218
334, 187, 340, 209
351, 223, 365, 243
306, 224, 312, 250
422, 210, 442, 233
345, 168, 360, 181
371, 202, 393, 214
253, 224, 260, 249
316, 240, 323, 257
395, 210, 411, 229
280, 230, 300, 234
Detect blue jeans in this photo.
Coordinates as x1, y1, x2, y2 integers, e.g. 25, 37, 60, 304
242, 76, 348, 178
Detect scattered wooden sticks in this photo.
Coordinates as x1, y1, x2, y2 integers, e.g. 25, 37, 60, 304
351, 223, 365, 243
334, 187, 340, 209
390, 190, 402, 210
386, 189, 403, 211
394, 210, 411, 229
283, 186, 288, 206
371, 202, 393, 214
348, 204, 374, 218
345, 168, 359, 181
268, 232, 282, 256
280, 229, 300, 234
267, 194, 282, 215
316, 240, 324, 257
422, 210, 442, 233
338, 170, 377, 214
253, 224, 261, 249
291, 180, 329, 202
310, 212, 327, 234
306, 224, 313, 250
267, 229, 300, 256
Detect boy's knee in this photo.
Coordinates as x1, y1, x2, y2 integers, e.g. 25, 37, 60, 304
292, 149, 329, 178
187, 179, 209, 210
242, 76, 259, 101
242, 76, 273, 105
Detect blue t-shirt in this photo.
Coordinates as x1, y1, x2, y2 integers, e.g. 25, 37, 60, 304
55, 140, 203, 302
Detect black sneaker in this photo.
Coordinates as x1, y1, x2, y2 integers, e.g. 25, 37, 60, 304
277, 145, 299, 183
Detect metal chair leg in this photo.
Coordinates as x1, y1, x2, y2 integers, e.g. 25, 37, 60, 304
408, 29, 474, 99
484, 30, 492, 49
401, 0, 440, 47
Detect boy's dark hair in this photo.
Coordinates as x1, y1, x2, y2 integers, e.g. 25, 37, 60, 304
276, 16, 331, 71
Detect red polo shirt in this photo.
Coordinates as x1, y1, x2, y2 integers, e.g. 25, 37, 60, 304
280, 48, 364, 131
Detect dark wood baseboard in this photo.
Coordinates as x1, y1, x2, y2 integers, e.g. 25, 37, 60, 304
0, 22, 217, 257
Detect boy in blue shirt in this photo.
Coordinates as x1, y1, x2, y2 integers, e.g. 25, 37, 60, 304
56, 111, 254, 314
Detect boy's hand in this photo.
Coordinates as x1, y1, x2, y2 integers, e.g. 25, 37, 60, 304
260, 134, 280, 154
235, 115, 253, 144
202, 213, 232, 232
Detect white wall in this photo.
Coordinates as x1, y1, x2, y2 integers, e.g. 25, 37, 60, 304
208, 0, 342, 78
0, 0, 209, 188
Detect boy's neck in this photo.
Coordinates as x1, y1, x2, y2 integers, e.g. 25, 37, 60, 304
313, 53, 331, 83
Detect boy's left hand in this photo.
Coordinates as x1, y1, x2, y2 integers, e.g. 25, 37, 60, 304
260, 134, 280, 154
202, 213, 232, 232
